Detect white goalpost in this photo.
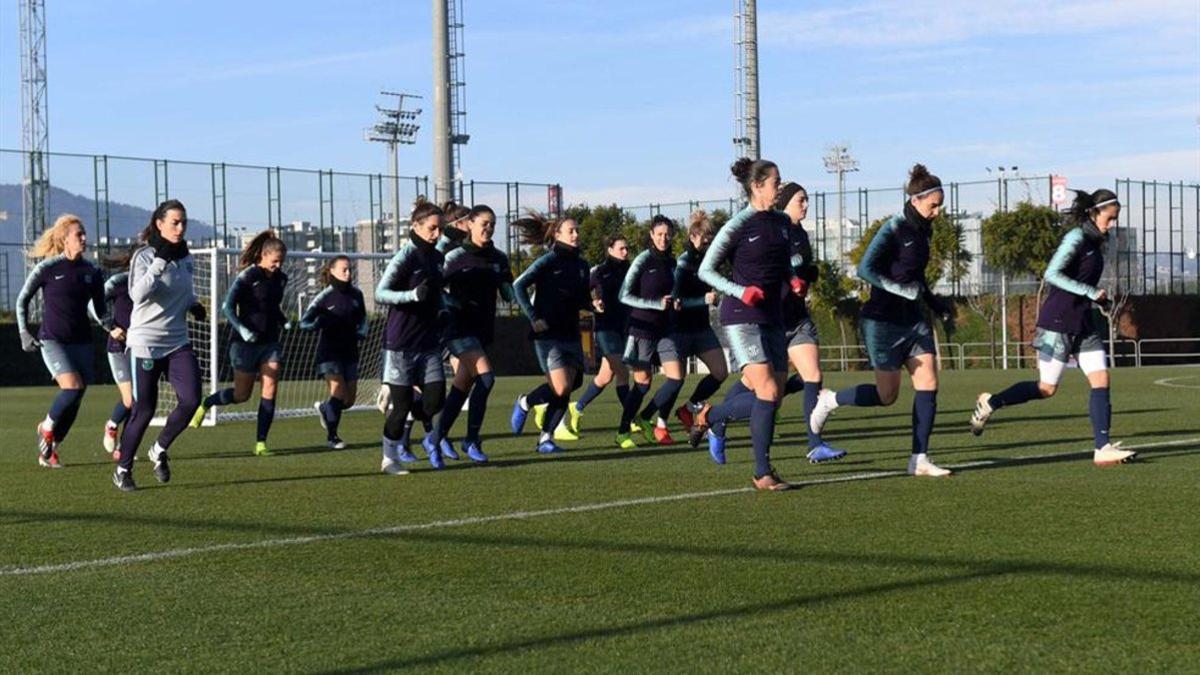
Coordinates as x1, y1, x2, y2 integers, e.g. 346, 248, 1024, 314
151, 248, 395, 426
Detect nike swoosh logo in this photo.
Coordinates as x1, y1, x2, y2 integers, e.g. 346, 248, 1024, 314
553, 270, 563, 275
54, 274, 65, 280
903, 241, 914, 247
748, 236, 760, 243
326, 305, 337, 311
1086, 251, 1095, 256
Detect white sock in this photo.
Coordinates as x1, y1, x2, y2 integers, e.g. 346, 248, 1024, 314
539, 431, 551, 444
655, 417, 667, 429
42, 415, 55, 429
382, 437, 399, 462
520, 395, 530, 412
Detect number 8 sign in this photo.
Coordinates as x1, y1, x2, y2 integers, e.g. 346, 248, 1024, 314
1051, 175, 1069, 206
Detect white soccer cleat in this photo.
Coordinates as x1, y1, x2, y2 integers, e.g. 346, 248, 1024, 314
809, 389, 838, 435
1093, 442, 1136, 467
908, 453, 952, 478
380, 459, 410, 476
314, 401, 328, 431
102, 423, 120, 455
970, 393, 993, 437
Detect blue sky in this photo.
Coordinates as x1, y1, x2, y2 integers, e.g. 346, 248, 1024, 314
1, 0, 1197, 208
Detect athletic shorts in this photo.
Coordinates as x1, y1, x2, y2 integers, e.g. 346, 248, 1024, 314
40, 340, 95, 383
382, 349, 445, 386
1031, 327, 1106, 363
861, 318, 934, 371
786, 317, 820, 348
724, 323, 788, 372
317, 359, 359, 382
658, 328, 722, 363
108, 349, 132, 384
229, 341, 283, 374
594, 330, 626, 358
534, 338, 585, 374
622, 335, 661, 369
445, 336, 485, 358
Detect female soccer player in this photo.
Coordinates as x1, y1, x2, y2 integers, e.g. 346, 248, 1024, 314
808, 164, 954, 478
375, 200, 447, 474
509, 214, 593, 454
190, 230, 289, 457
564, 234, 631, 435
663, 211, 728, 435
696, 158, 802, 491
437, 201, 471, 254
970, 189, 1136, 466
425, 204, 512, 464
299, 254, 368, 450
775, 182, 847, 464
17, 214, 110, 469
100, 247, 135, 460
114, 200, 206, 491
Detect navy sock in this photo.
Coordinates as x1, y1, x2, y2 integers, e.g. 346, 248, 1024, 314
204, 387, 236, 408
708, 386, 756, 435
749, 398, 776, 477
51, 388, 86, 441
688, 375, 722, 405
325, 397, 344, 438
436, 385, 470, 441
836, 384, 883, 407
109, 401, 131, 426
543, 394, 569, 436
989, 381, 1042, 410
804, 380, 822, 449
1089, 387, 1111, 448
525, 383, 553, 408
576, 381, 605, 411
48, 388, 81, 423
466, 373, 495, 443
257, 397, 276, 442
784, 374, 804, 396
615, 383, 630, 405
619, 382, 651, 434
912, 390, 937, 455
645, 378, 684, 421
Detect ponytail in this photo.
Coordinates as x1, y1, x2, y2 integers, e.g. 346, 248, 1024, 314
240, 229, 287, 269
512, 211, 559, 247
1067, 189, 1119, 225
730, 157, 779, 198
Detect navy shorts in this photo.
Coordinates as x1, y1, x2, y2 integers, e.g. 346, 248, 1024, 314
230, 341, 283, 374
108, 349, 132, 384
658, 328, 722, 363
40, 340, 95, 383
383, 349, 445, 386
622, 335, 660, 369
317, 359, 359, 382
861, 318, 934, 371
724, 323, 788, 372
445, 335, 485, 357
534, 338, 585, 374
595, 330, 626, 358
786, 317, 820, 348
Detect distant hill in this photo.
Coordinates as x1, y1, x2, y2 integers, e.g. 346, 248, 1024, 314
0, 184, 212, 244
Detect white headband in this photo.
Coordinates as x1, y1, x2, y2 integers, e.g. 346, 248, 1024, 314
910, 185, 943, 199
1092, 198, 1119, 209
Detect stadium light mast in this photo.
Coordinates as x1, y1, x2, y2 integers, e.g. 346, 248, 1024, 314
20, 0, 50, 263
824, 145, 859, 264
365, 91, 422, 227
433, 0, 469, 204
733, 0, 760, 166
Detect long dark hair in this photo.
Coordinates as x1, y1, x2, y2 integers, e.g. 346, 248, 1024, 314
905, 164, 942, 197
512, 211, 561, 247
442, 200, 470, 225
240, 229, 287, 269
139, 199, 188, 244
731, 157, 778, 198
1067, 189, 1119, 225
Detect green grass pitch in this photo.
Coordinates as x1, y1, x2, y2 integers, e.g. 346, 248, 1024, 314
2, 367, 1198, 672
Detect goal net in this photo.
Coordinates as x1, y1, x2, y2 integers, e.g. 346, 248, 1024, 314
153, 248, 394, 426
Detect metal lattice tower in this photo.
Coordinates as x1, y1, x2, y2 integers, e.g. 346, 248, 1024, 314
433, 0, 469, 204
365, 92, 423, 229
733, 0, 760, 162
20, 0, 50, 253
824, 145, 859, 263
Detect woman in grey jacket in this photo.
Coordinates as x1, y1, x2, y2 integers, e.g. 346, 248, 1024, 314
113, 200, 206, 492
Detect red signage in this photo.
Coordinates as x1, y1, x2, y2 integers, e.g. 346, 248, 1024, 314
1051, 175, 1069, 206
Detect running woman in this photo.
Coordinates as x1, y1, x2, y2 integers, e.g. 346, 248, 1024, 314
808, 164, 955, 478
664, 211, 728, 436
436, 201, 471, 254
17, 214, 110, 469
375, 200, 447, 474
970, 189, 1137, 466
615, 215, 678, 448
190, 230, 289, 457
509, 214, 593, 454
775, 182, 847, 464
565, 234, 632, 435
299, 255, 368, 450
696, 158, 802, 491
427, 204, 513, 464
113, 200, 206, 491
100, 247, 136, 460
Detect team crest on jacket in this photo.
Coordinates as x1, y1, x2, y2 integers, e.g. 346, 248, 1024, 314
83, 274, 92, 283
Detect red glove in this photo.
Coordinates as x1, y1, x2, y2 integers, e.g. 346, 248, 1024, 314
740, 285, 765, 307
790, 278, 809, 298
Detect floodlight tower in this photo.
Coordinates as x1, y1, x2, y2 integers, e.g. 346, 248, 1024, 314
824, 145, 859, 263
365, 91, 422, 226
433, 0, 469, 204
20, 0, 50, 257
733, 0, 760, 163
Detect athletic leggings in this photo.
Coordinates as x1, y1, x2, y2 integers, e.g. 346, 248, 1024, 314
118, 346, 201, 471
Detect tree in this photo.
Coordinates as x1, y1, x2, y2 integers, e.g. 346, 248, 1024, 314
965, 292, 1003, 367
808, 259, 859, 349
981, 202, 1064, 279
848, 212, 973, 290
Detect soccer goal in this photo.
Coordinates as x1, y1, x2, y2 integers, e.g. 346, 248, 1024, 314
152, 248, 394, 426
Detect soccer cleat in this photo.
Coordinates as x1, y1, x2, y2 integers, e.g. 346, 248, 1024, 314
908, 453, 952, 477
463, 440, 489, 464
396, 447, 418, 463
970, 393, 993, 436
148, 444, 171, 483
1093, 442, 1136, 467
254, 441, 273, 457
328, 437, 347, 450
806, 443, 848, 464
630, 418, 643, 434
553, 421, 579, 442
752, 469, 792, 491
653, 426, 676, 446
510, 397, 529, 435
421, 435, 445, 470
809, 389, 838, 435
536, 440, 564, 454
112, 468, 137, 492
688, 425, 707, 449
706, 429, 727, 465
39, 449, 63, 469
314, 401, 328, 431
532, 403, 547, 431
638, 417, 657, 444
103, 423, 121, 458
566, 401, 583, 435
188, 402, 210, 429
675, 404, 695, 432
439, 438, 460, 461
380, 458, 410, 475
614, 433, 638, 449
37, 421, 55, 458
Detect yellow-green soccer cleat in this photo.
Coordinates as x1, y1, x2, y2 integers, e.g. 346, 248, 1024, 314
614, 433, 638, 449
533, 403, 547, 431
639, 417, 657, 444
553, 421, 579, 443
565, 401, 583, 436
254, 441, 273, 457
188, 402, 210, 429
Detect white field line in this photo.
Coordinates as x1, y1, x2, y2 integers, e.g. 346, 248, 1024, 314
1153, 375, 1200, 389
3, 437, 1198, 578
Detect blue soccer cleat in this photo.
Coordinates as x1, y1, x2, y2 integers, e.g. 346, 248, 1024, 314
806, 443, 848, 464
510, 397, 529, 435
706, 429, 726, 465
421, 435, 444, 470
464, 440, 489, 464
396, 447, 418, 463
536, 440, 564, 454
439, 438, 460, 461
